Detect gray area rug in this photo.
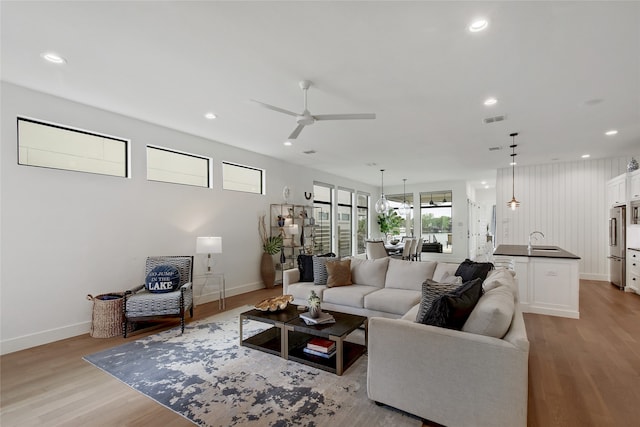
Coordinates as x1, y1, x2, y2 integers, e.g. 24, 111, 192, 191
84, 306, 420, 427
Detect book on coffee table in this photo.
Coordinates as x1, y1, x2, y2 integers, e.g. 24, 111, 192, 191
303, 347, 337, 358
306, 337, 336, 353
299, 311, 336, 325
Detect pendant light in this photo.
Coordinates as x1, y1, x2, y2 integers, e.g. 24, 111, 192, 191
507, 132, 520, 210
442, 192, 448, 204
375, 169, 391, 214
429, 193, 436, 206
398, 178, 409, 216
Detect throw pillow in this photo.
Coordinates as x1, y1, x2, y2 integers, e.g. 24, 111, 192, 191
325, 258, 353, 288
312, 254, 336, 285
415, 279, 459, 323
297, 254, 314, 282
443, 278, 484, 330
421, 278, 484, 330
145, 265, 181, 293
455, 259, 494, 282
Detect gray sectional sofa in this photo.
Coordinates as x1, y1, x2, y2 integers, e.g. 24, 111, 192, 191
282, 256, 529, 427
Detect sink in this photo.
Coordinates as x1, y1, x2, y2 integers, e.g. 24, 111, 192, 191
531, 246, 560, 252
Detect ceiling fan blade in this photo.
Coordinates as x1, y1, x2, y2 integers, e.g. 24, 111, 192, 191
313, 113, 376, 121
250, 99, 299, 117
288, 124, 305, 139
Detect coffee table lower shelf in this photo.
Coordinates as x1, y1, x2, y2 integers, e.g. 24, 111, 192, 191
288, 338, 366, 375
241, 327, 282, 357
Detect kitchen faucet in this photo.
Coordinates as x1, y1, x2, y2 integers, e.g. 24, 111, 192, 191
528, 231, 545, 252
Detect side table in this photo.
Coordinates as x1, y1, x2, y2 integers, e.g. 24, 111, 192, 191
195, 272, 226, 309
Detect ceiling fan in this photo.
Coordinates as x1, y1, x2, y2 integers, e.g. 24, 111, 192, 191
251, 80, 376, 140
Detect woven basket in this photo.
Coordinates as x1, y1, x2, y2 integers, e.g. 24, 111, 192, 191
87, 293, 126, 338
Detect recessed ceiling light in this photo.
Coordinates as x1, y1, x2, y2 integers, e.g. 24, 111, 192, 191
605, 129, 618, 136
484, 185, 489, 189
510, 161, 517, 166
582, 154, 590, 158
484, 97, 497, 106
204, 112, 217, 120
469, 19, 488, 32
283, 140, 292, 146
481, 181, 487, 185
40, 52, 66, 64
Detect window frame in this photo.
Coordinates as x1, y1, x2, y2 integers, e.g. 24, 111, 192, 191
17, 116, 130, 178
221, 161, 265, 194
146, 144, 212, 188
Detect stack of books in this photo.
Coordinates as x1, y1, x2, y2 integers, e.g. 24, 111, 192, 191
299, 311, 336, 325
303, 337, 336, 358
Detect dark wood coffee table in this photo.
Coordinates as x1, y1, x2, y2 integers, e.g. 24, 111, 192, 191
239, 306, 367, 376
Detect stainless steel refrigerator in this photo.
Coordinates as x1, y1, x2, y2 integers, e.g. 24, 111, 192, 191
608, 206, 626, 289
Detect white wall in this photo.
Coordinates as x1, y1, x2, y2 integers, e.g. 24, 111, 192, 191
495, 157, 637, 281
0, 82, 375, 354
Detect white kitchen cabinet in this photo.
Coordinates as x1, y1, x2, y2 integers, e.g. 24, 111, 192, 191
627, 249, 640, 294
607, 174, 627, 207
629, 170, 640, 201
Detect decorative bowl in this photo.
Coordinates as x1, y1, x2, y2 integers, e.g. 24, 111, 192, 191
390, 239, 400, 245
255, 294, 294, 312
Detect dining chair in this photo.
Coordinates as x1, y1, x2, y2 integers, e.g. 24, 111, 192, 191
366, 240, 389, 259
400, 239, 414, 260
413, 238, 423, 261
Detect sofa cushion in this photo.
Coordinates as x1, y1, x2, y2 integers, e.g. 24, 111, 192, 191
325, 258, 353, 287
364, 288, 421, 315
462, 284, 515, 338
350, 257, 389, 287
322, 285, 378, 309
402, 304, 420, 321
455, 259, 494, 282
421, 278, 483, 330
432, 262, 459, 282
385, 258, 437, 291
483, 268, 518, 299
313, 254, 336, 285
415, 279, 459, 323
287, 282, 327, 302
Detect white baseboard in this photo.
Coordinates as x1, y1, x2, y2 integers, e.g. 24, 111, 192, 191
1, 321, 91, 355
580, 273, 609, 281
2, 282, 271, 355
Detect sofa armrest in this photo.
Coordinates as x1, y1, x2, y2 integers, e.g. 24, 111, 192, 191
367, 317, 528, 427
283, 268, 300, 294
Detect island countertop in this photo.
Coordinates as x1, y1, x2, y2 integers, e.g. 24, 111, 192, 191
494, 244, 580, 259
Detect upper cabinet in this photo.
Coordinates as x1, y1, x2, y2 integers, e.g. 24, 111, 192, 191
629, 170, 640, 201
607, 174, 627, 207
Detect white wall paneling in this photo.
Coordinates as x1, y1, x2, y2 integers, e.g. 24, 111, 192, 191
0, 83, 376, 354
496, 157, 636, 281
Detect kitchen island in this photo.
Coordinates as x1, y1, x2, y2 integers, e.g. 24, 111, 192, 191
494, 244, 581, 319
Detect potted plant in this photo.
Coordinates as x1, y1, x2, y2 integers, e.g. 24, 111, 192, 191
259, 215, 283, 289
377, 209, 402, 242
308, 290, 321, 318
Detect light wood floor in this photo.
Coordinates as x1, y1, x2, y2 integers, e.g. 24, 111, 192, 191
1, 281, 639, 426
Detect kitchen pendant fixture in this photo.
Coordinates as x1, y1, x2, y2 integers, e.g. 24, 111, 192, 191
375, 169, 391, 214
442, 193, 448, 204
507, 132, 520, 210
398, 178, 409, 216
429, 193, 436, 206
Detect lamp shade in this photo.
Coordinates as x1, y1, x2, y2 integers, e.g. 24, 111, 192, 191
196, 236, 222, 254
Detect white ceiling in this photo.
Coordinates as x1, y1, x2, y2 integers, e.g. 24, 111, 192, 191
2, 1, 639, 188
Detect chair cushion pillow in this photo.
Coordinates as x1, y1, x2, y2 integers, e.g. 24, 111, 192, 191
421, 278, 484, 330
145, 265, 181, 293
325, 259, 353, 287
415, 279, 459, 323
455, 259, 494, 282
